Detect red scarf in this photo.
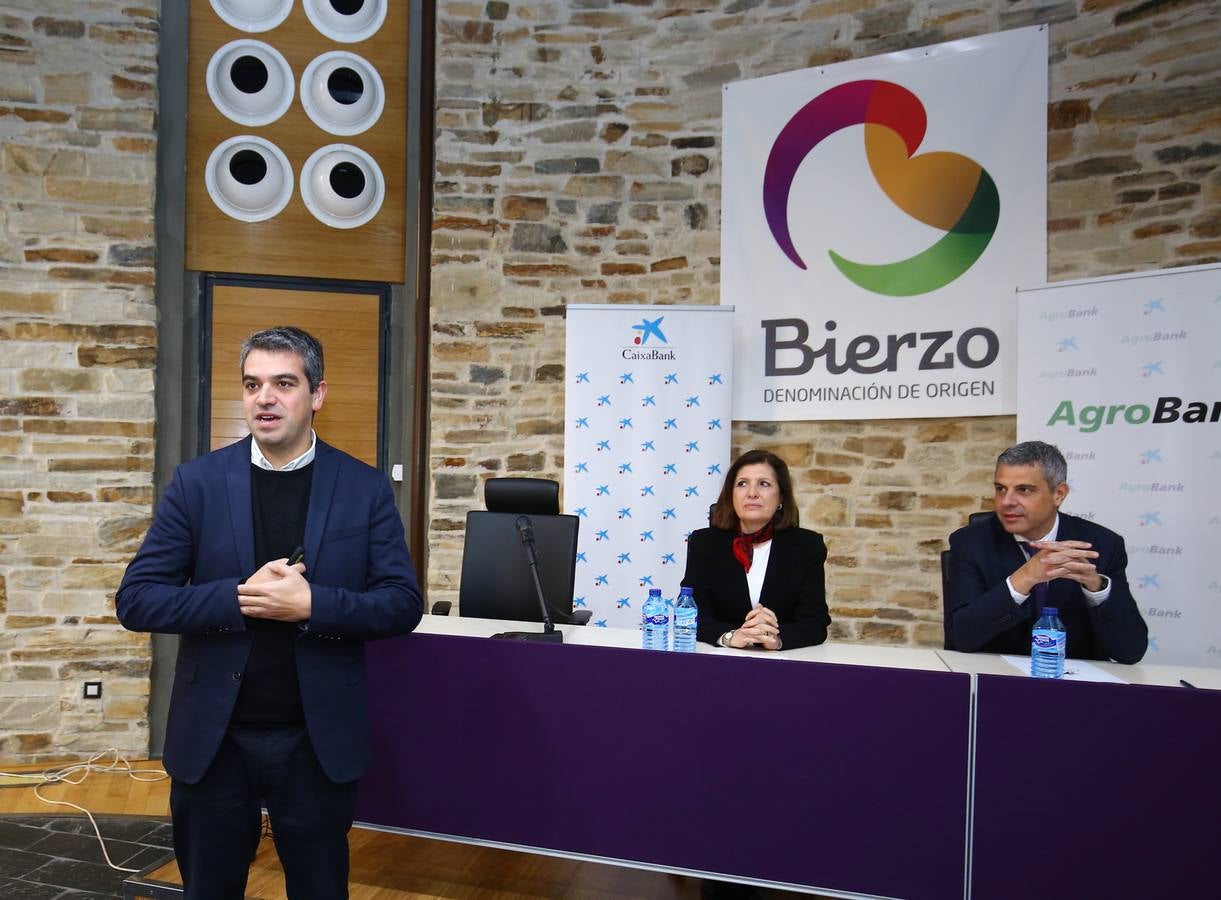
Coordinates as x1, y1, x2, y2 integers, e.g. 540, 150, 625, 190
731, 522, 774, 573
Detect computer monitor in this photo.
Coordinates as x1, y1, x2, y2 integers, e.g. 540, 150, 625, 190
458, 510, 580, 624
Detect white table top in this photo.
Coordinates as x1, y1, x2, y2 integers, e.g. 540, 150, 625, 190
936, 649, 1221, 690
419, 614, 1221, 689
416, 613, 951, 672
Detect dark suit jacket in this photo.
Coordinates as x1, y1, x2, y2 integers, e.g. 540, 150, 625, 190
116, 437, 423, 784
946, 512, 1146, 663
681, 526, 830, 650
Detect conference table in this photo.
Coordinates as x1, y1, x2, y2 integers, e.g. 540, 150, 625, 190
355, 616, 1220, 900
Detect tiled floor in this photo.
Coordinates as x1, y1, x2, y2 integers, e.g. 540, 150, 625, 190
0, 815, 172, 899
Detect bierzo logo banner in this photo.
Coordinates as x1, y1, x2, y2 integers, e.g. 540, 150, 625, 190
723, 26, 1047, 421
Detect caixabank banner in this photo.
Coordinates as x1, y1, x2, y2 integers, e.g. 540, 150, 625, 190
565, 305, 734, 629
1018, 263, 1221, 668
723, 26, 1047, 420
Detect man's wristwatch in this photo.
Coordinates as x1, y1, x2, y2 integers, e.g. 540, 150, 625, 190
720, 630, 735, 648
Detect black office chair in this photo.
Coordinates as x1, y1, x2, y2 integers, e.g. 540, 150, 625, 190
941, 511, 994, 650
486, 477, 560, 516
939, 548, 955, 650
433, 477, 591, 625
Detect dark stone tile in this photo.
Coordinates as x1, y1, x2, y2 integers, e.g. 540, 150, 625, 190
41, 817, 167, 844
119, 846, 172, 872
0, 848, 57, 879
27, 830, 150, 868
5, 816, 60, 829
0, 876, 67, 899
24, 858, 130, 894
0, 820, 50, 851
140, 823, 174, 849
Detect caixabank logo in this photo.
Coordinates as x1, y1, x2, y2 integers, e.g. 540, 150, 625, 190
763, 79, 999, 297
1046, 396, 1221, 432
622, 316, 676, 361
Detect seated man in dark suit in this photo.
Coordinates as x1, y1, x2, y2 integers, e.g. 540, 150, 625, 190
947, 441, 1147, 663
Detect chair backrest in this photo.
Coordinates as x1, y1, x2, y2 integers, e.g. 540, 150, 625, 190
940, 548, 955, 650
484, 477, 559, 516
458, 477, 578, 623
941, 511, 992, 650
458, 510, 580, 623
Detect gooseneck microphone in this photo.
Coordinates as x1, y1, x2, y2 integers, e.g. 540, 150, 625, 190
493, 514, 564, 643
516, 515, 539, 566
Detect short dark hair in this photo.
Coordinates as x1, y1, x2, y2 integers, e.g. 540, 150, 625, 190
240, 326, 325, 392
710, 449, 800, 531
996, 440, 1067, 491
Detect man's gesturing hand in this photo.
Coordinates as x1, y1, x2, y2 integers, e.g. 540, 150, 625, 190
238, 560, 311, 621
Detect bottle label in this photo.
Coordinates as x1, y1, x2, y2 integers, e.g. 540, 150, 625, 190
644, 614, 669, 626
1032, 631, 1062, 650
674, 610, 697, 626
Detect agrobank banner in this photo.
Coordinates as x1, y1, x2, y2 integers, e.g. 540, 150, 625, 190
1017, 264, 1221, 668
722, 26, 1047, 420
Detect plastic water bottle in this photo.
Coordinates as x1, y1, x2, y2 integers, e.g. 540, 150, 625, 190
672, 586, 698, 653
641, 588, 670, 651
1030, 607, 1066, 679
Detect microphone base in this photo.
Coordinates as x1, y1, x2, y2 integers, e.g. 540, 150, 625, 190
492, 629, 564, 643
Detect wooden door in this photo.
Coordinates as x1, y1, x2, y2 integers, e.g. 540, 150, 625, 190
209, 281, 383, 467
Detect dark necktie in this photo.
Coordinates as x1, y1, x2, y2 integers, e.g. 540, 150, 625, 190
1020, 542, 1049, 615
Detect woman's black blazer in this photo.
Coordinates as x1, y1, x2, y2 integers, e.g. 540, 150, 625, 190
681, 526, 830, 649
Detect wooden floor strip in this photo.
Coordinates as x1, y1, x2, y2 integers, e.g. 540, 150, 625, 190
2, 759, 819, 899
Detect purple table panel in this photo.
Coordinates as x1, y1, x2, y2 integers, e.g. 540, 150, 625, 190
973, 675, 1221, 900
357, 633, 970, 899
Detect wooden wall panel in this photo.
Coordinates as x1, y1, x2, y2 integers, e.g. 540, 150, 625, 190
186, 1, 407, 282
210, 285, 381, 467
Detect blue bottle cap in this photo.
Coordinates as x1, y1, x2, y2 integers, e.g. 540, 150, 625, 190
648, 587, 661, 595
1042, 606, 1058, 615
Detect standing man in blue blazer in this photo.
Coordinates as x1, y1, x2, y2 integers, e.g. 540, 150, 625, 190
946, 440, 1146, 663
117, 326, 423, 899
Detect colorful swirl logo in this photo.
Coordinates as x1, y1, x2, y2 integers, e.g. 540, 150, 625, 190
763, 79, 999, 297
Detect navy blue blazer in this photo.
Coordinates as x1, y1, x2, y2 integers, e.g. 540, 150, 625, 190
117, 437, 423, 784
946, 512, 1146, 663
681, 526, 830, 650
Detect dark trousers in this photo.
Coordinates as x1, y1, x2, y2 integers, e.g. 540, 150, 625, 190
170, 723, 357, 900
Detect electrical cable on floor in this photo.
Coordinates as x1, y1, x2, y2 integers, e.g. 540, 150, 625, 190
0, 748, 169, 872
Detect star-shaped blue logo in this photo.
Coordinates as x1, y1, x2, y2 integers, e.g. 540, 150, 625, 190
631, 316, 667, 345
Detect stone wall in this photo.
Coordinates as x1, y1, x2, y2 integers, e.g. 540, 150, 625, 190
425, 0, 1221, 649
0, 1, 159, 763
0, 0, 1218, 764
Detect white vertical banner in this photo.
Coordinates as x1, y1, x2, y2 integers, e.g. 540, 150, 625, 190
564, 305, 734, 629
1018, 264, 1221, 668
723, 26, 1047, 420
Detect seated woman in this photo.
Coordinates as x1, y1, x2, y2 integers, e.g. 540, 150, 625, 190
681, 449, 830, 650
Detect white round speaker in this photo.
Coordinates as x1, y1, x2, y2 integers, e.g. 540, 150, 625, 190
302, 0, 387, 43
300, 51, 385, 136
299, 144, 384, 229
205, 39, 294, 127
205, 136, 294, 222
209, 0, 293, 32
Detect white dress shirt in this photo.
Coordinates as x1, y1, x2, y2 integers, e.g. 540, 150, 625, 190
250, 430, 317, 472
745, 539, 772, 606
